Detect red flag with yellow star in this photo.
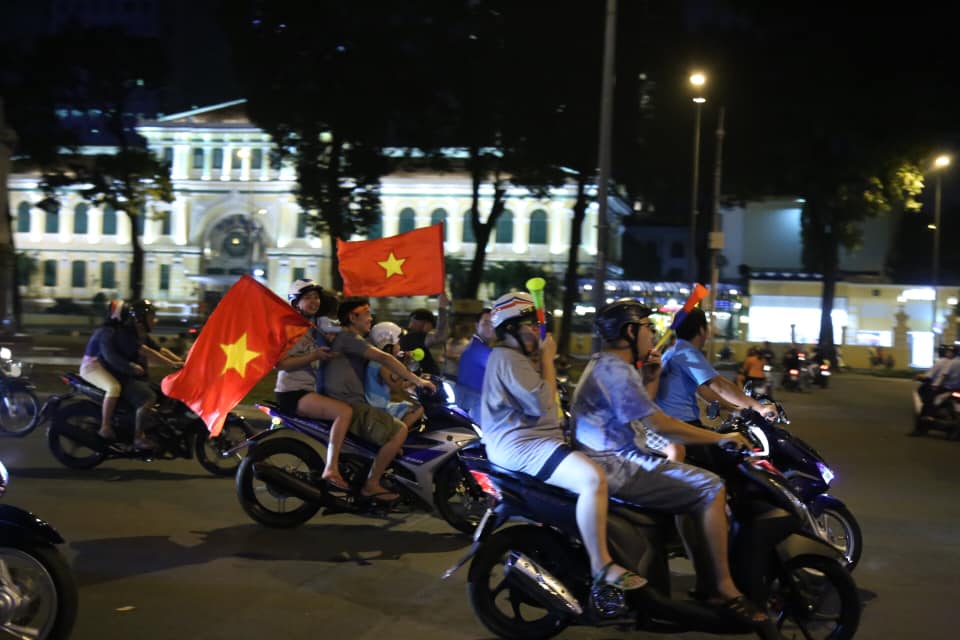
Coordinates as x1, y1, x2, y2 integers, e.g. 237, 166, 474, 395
161, 275, 311, 436
337, 223, 445, 297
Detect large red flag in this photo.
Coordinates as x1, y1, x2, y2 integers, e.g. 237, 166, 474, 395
337, 223, 445, 297
161, 275, 311, 436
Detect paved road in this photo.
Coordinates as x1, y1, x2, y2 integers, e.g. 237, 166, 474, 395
1, 373, 956, 639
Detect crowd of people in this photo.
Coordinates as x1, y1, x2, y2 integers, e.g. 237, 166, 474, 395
77, 277, 781, 627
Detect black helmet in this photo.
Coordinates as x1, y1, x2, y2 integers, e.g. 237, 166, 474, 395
128, 299, 156, 326
595, 298, 653, 343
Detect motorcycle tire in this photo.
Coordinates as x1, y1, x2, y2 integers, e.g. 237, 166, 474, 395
235, 437, 322, 528
467, 526, 583, 640
817, 506, 863, 571
194, 418, 254, 477
0, 388, 40, 437
433, 457, 492, 535
46, 401, 106, 470
764, 554, 860, 640
0, 542, 79, 640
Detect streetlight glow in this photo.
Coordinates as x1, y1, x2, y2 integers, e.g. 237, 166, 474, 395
692, 97, 706, 103
690, 72, 706, 87
935, 154, 951, 169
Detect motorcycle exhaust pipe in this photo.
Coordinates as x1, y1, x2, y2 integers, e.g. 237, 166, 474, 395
504, 551, 583, 616
252, 464, 327, 504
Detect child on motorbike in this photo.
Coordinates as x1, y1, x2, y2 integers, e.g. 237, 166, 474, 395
481, 292, 645, 592
275, 279, 353, 492
366, 321, 424, 428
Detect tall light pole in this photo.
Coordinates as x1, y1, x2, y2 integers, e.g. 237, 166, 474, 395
932, 154, 951, 345
688, 72, 706, 283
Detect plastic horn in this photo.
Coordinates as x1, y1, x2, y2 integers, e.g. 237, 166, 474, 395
654, 283, 710, 352
525, 277, 547, 339
410, 348, 425, 362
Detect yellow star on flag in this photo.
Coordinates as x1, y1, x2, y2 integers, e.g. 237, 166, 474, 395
378, 252, 406, 278
220, 333, 262, 377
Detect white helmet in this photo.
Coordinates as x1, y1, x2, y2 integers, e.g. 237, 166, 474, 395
490, 292, 537, 330
370, 321, 404, 350
287, 279, 322, 306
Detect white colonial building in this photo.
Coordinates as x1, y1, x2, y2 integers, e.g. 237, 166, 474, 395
8, 99, 605, 319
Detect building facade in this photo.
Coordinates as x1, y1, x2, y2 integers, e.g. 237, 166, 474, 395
9, 99, 606, 319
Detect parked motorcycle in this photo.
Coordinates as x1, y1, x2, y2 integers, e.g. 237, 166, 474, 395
41, 373, 254, 476
0, 347, 41, 437
0, 459, 78, 639
713, 394, 862, 571
235, 375, 490, 534
445, 425, 860, 640
910, 380, 960, 439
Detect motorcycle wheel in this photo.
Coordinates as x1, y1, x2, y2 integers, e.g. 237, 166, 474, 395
764, 554, 860, 640
433, 457, 492, 534
235, 437, 322, 528
46, 401, 105, 470
467, 526, 583, 640
817, 506, 863, 571
0, 543, 78, 640
195, 419, 254, 477
0, 388, 40, 436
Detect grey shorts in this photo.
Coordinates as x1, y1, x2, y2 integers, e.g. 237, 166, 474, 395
585, 447, 723, 513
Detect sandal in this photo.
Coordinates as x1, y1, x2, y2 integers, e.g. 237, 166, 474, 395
360, 490, 401, 503
323, 478, 352, 496
593, 561, 647, 591
714, 595, 768, 626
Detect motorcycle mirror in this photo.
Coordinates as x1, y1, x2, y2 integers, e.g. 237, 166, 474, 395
774, 401, 790, 424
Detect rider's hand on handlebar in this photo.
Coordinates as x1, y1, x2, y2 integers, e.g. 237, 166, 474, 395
718, 433, 755, 454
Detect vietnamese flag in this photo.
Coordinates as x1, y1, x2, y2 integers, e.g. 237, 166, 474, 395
337, 223, 445, 297
161, 275, 311, 436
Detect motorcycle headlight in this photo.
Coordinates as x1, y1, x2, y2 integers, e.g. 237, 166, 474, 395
763, 364, 771, 372
816, 461, 835, 485
0, 347, 11, 360
443, 380, 456, 405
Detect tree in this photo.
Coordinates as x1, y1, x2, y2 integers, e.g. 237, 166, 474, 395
40, 149, 173, 299
222, 1, 440, 288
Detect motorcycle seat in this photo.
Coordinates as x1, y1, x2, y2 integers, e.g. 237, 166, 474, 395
465, 448, 671, 527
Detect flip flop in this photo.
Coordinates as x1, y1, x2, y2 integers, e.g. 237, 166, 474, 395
323, 478, 352, 495
713, 595, 768, 626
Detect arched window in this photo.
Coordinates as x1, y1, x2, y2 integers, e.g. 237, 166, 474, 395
74, 203, 89, 234
45, 206, 59, 234
43, 260, 57, 286
495, 209, 514, 244
462, 211, 476, 243
102, 205, 117, 235
398, 207, 416, 234
430, 208, 447, 241
71, 260, 86, 287
529, 209, 548, 245
101, 262, 116, 288
16, 202, 31, 233
670, 241, 684, 258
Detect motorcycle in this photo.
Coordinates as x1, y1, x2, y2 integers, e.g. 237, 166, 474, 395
713, 394, 862, 571
234, 375, 490, 534
810, 359, 831, 389
910, 380, 960, 439
781, 352, 812, 393
40, 373, 254, 476
444, 425, 860, 640
0, 459, 78, 639
0, 347, 41, 437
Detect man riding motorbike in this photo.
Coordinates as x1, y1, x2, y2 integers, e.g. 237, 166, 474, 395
96, 300, 182, 450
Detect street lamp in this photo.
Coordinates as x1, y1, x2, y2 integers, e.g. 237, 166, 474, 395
931, 154, 951, 345
688, 72, 707, 282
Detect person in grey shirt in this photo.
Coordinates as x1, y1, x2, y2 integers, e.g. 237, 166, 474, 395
325, 297, 435, 503
481, 291, 645, 592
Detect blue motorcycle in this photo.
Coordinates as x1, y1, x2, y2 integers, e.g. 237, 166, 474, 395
234, 376, 490, 533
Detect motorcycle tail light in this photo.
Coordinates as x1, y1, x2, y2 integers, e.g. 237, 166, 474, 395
952, 391, 960, 400
469, 470, 502, 500
820, 364, 829, 370
789, 368, 800, 375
